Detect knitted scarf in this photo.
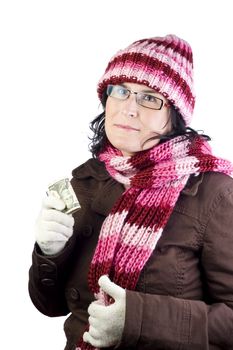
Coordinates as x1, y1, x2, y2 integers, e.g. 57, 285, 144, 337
77, 135, 233, 350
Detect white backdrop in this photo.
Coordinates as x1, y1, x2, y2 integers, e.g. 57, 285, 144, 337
0, 0, 232, 349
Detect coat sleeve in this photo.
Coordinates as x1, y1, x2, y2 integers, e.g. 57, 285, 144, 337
120, 187, 233, 349
28, 238, 76, 317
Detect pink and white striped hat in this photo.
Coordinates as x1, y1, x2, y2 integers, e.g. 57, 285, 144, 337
97, 34, 195, 126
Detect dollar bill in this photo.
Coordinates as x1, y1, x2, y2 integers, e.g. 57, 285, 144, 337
47, 178, 81, 214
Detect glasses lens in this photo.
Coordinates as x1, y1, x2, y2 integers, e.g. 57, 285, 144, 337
106, 85, 114, 96
137, 93, 163, 110
107, 85, 129, 100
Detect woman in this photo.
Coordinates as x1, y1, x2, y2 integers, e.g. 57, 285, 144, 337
29, 34, 233, 349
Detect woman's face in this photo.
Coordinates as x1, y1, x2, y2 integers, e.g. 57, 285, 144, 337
105, 82, 172, 156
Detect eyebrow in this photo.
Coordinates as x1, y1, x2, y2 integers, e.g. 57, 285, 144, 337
121, 83, 157, 94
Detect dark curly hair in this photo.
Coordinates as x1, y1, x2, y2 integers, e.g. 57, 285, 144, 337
88, 91, 211, 158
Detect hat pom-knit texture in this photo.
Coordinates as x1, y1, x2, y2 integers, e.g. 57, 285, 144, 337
97, 34, 195, 126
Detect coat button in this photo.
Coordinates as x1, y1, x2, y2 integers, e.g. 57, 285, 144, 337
41, 278, 55, 286
82, 225, 93, 237
39, 263, 55, 273
69, 288, 80, 301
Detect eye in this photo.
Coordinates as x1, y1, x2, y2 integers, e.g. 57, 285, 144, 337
142, 94, 157, 102
116, 86, 128, 96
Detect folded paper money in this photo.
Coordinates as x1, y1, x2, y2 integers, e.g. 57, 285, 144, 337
47, 178, 81, 214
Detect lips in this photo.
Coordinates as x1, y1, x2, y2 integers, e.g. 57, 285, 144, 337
114, 124, 139, 131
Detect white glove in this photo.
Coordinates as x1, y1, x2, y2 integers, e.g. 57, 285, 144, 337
35, 195, 74, 255
83, 275, 126, 348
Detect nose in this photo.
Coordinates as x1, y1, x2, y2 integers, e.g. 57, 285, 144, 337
122, 93, 138, 118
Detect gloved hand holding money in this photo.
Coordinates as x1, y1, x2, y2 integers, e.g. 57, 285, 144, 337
35, 179, 81, 255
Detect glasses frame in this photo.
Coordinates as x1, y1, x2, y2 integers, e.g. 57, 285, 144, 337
106, 84, 169, 110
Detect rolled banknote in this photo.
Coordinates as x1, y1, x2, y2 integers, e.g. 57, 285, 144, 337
47, 178, 81, 214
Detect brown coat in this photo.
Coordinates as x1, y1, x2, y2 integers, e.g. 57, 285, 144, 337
28, 158, 233, 350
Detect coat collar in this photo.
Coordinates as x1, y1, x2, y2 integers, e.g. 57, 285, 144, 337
182, 173, 204, 196
72, 158, 110, 181
91, 178, 124, 216
72, 158, 124, 216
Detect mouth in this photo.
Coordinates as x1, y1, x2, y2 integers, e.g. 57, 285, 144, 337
114, 124, 140, 131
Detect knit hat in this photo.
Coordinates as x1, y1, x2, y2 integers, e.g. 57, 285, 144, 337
97, 34, 195, 126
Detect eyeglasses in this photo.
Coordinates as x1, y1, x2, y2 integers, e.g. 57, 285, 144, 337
106, 84, 169, 110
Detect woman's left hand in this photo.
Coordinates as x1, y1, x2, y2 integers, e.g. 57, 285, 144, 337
83, 275, 126, 348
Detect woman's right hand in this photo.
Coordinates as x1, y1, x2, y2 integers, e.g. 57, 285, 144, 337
35, 195, 75, 255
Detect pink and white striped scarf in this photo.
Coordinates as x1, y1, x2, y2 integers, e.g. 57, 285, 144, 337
78, 135, 233, 349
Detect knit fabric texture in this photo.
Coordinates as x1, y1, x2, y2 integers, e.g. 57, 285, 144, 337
77, 135, 233, 350
97, 34, 195, 126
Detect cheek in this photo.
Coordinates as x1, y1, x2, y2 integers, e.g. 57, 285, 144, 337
104, 104, 111, 134
104, 100, 121, 136
104, 111, 113, 135
147, 112, 171, 133
105, 98, 118, 117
